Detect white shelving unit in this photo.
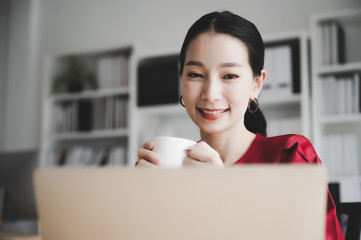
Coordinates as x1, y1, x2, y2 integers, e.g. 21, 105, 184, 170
260, 31, 311, 139
311, 8, 361, 200
40, 45, 140, 168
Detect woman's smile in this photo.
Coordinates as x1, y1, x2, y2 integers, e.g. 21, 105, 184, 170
197, 107, 230, 120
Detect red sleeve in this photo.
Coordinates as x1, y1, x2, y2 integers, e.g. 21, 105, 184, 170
282, 135, 345, 240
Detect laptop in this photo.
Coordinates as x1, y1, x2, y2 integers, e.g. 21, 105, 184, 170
33, 165, 327, 240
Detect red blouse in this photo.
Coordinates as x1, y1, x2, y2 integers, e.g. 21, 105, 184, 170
234, 134, 345, 240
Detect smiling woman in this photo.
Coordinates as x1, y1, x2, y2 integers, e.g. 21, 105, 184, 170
179, 12, 267, 138
181, 32, 262, 138
136, 11, 345, 240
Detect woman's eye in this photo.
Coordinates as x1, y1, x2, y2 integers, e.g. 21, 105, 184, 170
187, 73, 203, 79
223, 74, 239, 80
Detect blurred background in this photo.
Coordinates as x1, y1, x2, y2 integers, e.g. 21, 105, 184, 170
0, 0, 360, 152
0, 0, 361, 237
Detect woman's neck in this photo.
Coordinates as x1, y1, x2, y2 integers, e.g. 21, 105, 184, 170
200, 124, 256, 166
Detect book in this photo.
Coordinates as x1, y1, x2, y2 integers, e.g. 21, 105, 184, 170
352, 73, 358, 113
137, 54, 180, 106
275, 45, 292, 93
320, 21, 345, 65
320, 73, 361, 115
92, 98, 106, 130
97, 55, 129, 89
105, 97, 115, 129
77, 99, 93, 132
322, 133, 359, 178
263, 47, 275, 91
263, 39, 300, 95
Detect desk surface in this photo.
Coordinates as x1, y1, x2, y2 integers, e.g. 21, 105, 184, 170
3, 236, 41, 240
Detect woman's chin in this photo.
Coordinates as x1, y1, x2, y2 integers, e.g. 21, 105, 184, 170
198, 124, 226, 135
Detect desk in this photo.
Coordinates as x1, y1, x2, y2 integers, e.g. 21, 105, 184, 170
3, 236, 41, 240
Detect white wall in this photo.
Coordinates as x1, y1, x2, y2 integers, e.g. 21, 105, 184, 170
4, 0, 30, 150
0, 0, 10, 150
39, 0, 361, 55
2, 0, 41, 151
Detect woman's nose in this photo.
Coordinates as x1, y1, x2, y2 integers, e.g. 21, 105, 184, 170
201, 77, 222, 102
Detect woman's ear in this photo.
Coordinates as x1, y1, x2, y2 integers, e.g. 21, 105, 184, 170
251, 69, 266, 99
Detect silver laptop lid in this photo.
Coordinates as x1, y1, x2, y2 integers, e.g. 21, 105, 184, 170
34, 165, 327, 240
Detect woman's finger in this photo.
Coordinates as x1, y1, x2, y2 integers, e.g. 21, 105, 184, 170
183, 157, 210, 168
135, 159, 158, 168
137, 147, 160, 164
186, 141, 224, 167
187, 141, 219, 162
137, 141, 159, 165
142, 141, 155, 150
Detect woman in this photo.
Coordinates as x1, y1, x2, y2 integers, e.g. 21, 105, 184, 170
137, 11, 344, 239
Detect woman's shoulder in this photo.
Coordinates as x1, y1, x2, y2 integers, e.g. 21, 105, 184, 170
261, 134, 319, 164
237, 134, 318, 164
256, 134, 319, 163
256, 133, 311, 149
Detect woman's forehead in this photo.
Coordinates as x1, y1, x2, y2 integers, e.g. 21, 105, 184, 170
185, 32, 249, 65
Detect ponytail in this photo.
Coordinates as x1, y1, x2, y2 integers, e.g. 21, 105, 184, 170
244, 107, 267, 137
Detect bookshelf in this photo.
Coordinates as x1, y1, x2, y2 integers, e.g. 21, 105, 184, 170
260, 31, 311, 138
310, 8, 361, 198
40, 45, 139, 168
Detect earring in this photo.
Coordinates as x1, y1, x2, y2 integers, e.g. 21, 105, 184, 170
248, 98, 259, 113
179, 96, 185, 108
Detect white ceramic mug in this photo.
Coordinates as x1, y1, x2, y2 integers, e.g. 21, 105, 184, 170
152, 136, 196, 168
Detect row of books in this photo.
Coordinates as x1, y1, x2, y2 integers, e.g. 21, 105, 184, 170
321, 134, 359, 178
267, 117, 302, 137
320, 72, 360, 115
52, 96, 128, 133
263, 40, 300, 95
47, 146, 127, 167
93, 96, 128, 131
96, 55, 128, 89
319, 21, 345, 65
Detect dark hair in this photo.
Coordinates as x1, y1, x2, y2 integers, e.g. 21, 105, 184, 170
179, 11, 267, 136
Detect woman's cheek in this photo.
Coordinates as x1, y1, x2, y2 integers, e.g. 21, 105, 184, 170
182, 80, 199, 101
182, 78, 193, 90
227, 87, 249, 112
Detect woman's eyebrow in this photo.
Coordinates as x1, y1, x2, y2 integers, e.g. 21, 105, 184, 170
219, 62, 243, 68
185, 60, 203, 67
185, 61, 243, 68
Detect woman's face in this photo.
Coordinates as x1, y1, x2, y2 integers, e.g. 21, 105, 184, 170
181, 32, 264, 135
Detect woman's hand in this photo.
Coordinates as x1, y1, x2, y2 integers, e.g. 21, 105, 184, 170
136, 141, 160, 168
183, 141, 224, 168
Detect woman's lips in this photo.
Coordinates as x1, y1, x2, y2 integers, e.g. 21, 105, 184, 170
197, 108, 229, 120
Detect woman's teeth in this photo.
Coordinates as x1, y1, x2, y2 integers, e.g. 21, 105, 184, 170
201, 109, 227, 115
